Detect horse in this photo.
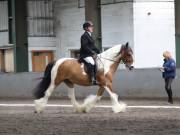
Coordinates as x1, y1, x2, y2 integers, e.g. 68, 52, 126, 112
33, 42, 134, 113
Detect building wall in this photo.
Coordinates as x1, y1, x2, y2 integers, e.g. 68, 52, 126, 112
0, 0, 176, 70
0, 32, 8, 46
54, 0, 85, 57
101, 2, 134, 48
0, 1, 12, 72
0, 69, 179, 98
133, 0, 175, 68
28, 37, 57, 71
54, 0, 134, 57
176, 36, 180, 67
175, 0, 180, 67
54, 0, 175, 68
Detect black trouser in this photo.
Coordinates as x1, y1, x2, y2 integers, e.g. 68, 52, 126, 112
164, 78, 173, 103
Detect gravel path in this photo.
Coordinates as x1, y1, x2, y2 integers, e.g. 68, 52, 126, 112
0, 99, 180, 135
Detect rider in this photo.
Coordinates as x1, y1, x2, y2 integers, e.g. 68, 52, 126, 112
79, 21, 100, 85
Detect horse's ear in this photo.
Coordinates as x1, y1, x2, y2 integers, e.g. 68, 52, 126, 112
125, 42, 129, 49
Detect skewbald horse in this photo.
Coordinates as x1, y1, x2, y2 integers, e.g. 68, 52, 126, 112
33, 42, 133, 113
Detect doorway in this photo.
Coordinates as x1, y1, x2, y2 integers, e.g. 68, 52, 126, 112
32, 51, 54, 72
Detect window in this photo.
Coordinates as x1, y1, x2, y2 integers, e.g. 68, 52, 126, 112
70, 49, 80, 59
27, 0, 54, 37
78, 0, 84, 8
78, 0, 133, 8
0, 0, 8, 32
0, 0, 8, 47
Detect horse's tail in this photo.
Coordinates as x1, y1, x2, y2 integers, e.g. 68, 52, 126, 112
33, 61, 56, 99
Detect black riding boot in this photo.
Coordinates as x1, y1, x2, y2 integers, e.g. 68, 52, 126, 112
165, 78, 173, 104
166, 89, 173, 104
92, 65, 99, 85
168, 89, 173, 104
88, 64, 99, 85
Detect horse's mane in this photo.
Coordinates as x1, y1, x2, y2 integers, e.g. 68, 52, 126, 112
96, 44, 123, 73
98, 44, 122, 59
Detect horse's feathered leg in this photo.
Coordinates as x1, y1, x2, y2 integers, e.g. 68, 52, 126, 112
33, 61, 56, 113
64, 80, 86, 113
104, 85, 126, 113
34, 83, 55, 113
67, 87, 87, 113
79, 87, 104, 113
34, 60, 63, 113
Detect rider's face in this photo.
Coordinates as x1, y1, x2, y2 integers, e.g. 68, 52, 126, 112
87, 26, 94, 33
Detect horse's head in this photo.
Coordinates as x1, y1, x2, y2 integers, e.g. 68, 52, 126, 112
120, 42, 134, 70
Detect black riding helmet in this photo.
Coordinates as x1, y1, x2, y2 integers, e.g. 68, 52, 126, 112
83, 21, 94, 30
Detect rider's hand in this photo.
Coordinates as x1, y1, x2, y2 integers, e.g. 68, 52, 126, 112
159, 67, 164, 72
92, 53, 97, 59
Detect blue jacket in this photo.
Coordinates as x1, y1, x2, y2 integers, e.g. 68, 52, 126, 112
162, 58, 176, 78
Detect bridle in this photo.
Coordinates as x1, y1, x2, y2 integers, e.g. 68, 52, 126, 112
96, 50, 134, 70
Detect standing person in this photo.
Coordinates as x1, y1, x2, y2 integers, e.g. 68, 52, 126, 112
79, 21, 100, 85
159, 51, 176, 104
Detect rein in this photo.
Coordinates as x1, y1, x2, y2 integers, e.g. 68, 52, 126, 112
97, 55, 133, 70
98, 56, 121, 63
95, 45, 133, 70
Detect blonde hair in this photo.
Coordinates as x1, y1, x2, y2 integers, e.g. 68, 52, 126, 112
163, 51, 171, 59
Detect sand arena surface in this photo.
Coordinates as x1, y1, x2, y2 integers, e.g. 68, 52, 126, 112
0, 99, 180, 135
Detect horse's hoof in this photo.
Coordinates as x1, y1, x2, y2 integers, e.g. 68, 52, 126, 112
82, 110, 87, 113
75, 106, 87, 113
112, 102, 127, 113
34, 110, 43, 114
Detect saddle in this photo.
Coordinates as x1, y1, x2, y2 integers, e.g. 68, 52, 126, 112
78, 57, 99, 85
78, 58, 92, 76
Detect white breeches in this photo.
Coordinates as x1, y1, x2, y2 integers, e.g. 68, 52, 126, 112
84, 57, 95, 65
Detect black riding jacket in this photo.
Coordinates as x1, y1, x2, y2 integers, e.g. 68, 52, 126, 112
80, 32, 100, 58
